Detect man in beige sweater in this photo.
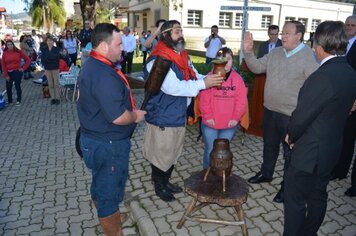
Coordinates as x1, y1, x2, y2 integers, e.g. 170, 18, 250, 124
243, 21, 319, 203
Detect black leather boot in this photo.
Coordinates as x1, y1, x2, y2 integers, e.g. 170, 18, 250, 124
165, 165, 183, 194
273, 181, 284, 203
151, 164, 175, 202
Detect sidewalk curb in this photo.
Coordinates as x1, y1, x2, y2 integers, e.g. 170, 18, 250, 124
129, 201, 159, 236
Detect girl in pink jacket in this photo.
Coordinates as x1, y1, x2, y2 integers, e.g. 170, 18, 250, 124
199, 47, 247, 169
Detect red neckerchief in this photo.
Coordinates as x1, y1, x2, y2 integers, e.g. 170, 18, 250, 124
150, 41, 197, 81
90, 50, 136, 110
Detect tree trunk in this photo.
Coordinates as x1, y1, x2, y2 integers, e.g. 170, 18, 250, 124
79, 0, 98, 28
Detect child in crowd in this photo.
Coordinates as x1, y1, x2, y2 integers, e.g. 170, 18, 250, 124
29, 47, 38, 72
59, 49, 70, 73
199, 47, 247, 169
60, 48, 71, 68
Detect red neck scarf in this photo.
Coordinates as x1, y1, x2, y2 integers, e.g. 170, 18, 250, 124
150, 41, 197, 81
90, 50, 136, 110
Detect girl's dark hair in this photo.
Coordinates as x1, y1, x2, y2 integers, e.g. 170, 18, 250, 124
91, 23, 120, 49
4, 40, 20, 52
216, 47, 233, 58
66, 30, 73, 40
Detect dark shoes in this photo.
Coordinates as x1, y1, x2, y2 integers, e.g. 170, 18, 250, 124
345, 186, 356, 197
330, 175, 346, 181
273, 189, 284, 203
154, 182, 176, 202
51, 99, 60, 105
166, 182, 183, 194
248, 172, 272, 184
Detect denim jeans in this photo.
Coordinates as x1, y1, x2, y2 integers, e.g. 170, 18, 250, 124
80, 134, 131, 217
201, 122, 237, 169
6, 70, 23, 103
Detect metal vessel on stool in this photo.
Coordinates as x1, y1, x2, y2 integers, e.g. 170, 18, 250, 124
177, 139, 249, 236
204, 139, 233, 192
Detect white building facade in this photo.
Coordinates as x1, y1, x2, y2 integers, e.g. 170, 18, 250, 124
128, 0, 354, 54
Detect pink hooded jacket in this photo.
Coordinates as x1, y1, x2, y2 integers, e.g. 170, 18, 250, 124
199, 69, 247, 130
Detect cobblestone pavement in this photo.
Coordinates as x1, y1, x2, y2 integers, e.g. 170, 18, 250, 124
0, 72, 355, 236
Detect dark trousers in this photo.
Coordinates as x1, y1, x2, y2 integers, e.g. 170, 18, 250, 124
120, 52, 134, 74
333, 111, 356, 185
6, 70, 23, 103
69, 52, 78, 66
284, 165, 329, 236
142, 51, 148, 66
261, 108, 291, 179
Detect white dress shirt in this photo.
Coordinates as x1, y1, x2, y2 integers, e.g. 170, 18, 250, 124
122, 34, 137, 53
146, 57, 206, 105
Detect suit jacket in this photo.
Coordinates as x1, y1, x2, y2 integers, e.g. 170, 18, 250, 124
347, 40, 356, 71
257, 39, 282, 58
288, 56, 356, 174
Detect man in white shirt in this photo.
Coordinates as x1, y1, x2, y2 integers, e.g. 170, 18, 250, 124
204, 25, 226, 66
31, 30, 41, 53
120, 27, 136, 74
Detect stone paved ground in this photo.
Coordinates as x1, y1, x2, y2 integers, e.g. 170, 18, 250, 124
0, 72, 355, 236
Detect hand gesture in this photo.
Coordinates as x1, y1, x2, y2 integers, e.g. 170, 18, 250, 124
204, 74, 223, 88
243, 31, 254, 54
206, 119, 215, 127
134, 110, 147, 123
350, 99, 356, 114
284, 134, 294, 149
228, 120, 238, 128
154, 21, 164, 37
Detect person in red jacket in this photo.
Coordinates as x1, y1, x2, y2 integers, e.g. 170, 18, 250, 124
1, 40, 30, 106
199, 47, 247, 169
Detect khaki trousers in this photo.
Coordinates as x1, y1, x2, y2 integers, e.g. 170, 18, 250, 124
45, 69, 60, 99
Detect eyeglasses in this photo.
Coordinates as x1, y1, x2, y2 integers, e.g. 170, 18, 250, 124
280, 32, 298, 37
269, 33, 279, 36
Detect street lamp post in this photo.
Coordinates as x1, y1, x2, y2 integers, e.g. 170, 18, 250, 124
239, 0, 248, 64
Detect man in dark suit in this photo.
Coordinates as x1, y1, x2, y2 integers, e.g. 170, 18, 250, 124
257, 25, 282, 58
331, 15, 356, 197
283, 21, 356, 235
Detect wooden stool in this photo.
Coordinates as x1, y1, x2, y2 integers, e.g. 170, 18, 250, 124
177, 170, 249, 236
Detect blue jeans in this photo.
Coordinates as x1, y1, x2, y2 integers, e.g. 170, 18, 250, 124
80, 134, 131, 217
6, 70, 23, 103
201, 123, 237, 169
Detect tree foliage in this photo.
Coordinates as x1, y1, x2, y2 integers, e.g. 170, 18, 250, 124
27, 0, 66, 32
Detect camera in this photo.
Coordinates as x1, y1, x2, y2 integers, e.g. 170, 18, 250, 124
211, 32, 215, 38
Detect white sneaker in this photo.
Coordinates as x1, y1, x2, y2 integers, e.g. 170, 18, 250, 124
33, 78, 43, 84
16, 101, 20, 106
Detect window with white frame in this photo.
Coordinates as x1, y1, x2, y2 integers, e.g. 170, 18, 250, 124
261, 15, 272, 28
298, 18, 308, 28
187, 10, 202, 26
285, 16, 296, 22
219, 12, 232, 27
235, 13, 243, 27
311, 19, 321, 31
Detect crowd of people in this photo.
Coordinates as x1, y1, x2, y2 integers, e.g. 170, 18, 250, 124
0, 14, 355, 236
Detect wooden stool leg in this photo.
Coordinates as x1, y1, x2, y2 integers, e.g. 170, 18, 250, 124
177, 197, 198, 229
234, 205, 248, 236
